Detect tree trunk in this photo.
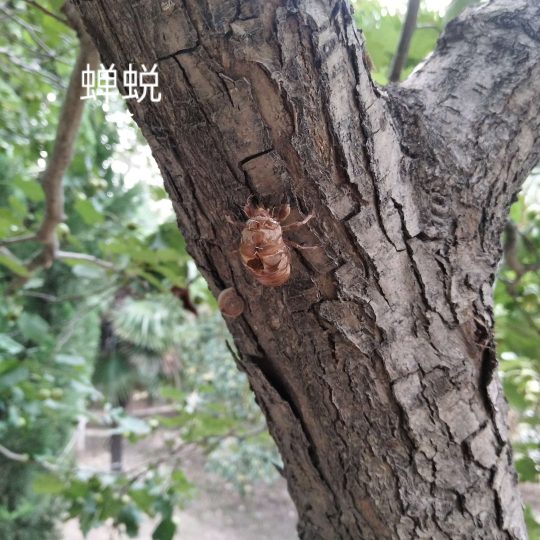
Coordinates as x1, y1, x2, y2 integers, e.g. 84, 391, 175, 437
110, 432, 123, 472
75, 0, 540, 538
110, 394, 128, 472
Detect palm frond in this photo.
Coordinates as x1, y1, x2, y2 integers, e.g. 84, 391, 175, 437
110, 296, 185, 352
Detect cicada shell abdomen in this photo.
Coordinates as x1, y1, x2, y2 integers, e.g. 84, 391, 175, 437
230, 198, 318, 287
240, 211, 291, 287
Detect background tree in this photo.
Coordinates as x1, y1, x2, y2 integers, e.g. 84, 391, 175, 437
74, 0, 540, 539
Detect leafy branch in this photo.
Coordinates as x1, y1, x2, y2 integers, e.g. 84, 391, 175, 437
503, 221, 540, 294
503, 220, 540, 335
1, 3, 120, 292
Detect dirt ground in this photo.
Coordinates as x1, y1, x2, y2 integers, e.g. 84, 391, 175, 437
62, 429, 298, 540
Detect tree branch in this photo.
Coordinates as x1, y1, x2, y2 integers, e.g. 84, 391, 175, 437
35, 31, 98, 246
3, 6, 100, 293
387, 0, 540, 254
504, 221, 524, 275
395, 0, 540, 193
388, 0, 420, 82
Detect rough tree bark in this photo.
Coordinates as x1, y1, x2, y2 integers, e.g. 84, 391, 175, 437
75, 0, 540, 538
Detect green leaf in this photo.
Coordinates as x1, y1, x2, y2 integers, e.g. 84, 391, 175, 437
48, 0, 65, 10
17, 312, 50, 344
0, 366, 29, 389
171, 470, 193, 493
150, 186, 168, 201
509, 195, 525, 225
152, 518, 177, 540
515, 455, 539, 483
55, 354, 86, 366
0, 208, 22, 236
71, 264, 107, 279
118, 506, 141, 538
151, 264, 185, 287
524, 506, 540, 537
153, 249, 180, 262
0, 254, 31, 277
23, 277, 44, 289
160, 386, 185, 402
64, 479, 89, 499
155, 414, 189, 428
116, 415, 151, 436
0, 359, 20, 376
75, 198, 104, 225
129, 489, 154, 514
443, 0, 480, 25
33, 473, 65, 494
0, 334, 24, 355
522, 416, 540, 426
13, 178, 45, 202
502, 379, 529, 411
9, 196, 27, 217
100, 241, 132, 255
80, 509, 99, 536
67, 234, 84, 250
132, 269, 169, 293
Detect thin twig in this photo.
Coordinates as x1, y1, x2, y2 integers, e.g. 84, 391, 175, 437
0, 234, 37, 247
53, 287, 118, 354
416, 24, 441, 33
0, 246, 24, 265
513, 300, 540, 336
21, 284, 116, 302
388, 0, 421, 83
21, 0, 72, 28
57, 250, 120, 271
58, 429, 79, 462
519, 229, 540, 265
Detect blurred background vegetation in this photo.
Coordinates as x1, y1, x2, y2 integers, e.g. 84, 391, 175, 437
0, 0, 539, 538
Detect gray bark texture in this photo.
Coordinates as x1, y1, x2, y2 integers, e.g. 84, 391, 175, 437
75, 0, 540, 538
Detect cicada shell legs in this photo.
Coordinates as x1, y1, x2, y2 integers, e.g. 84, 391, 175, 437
284, 240, 321, 250
281, 212, 314, 231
